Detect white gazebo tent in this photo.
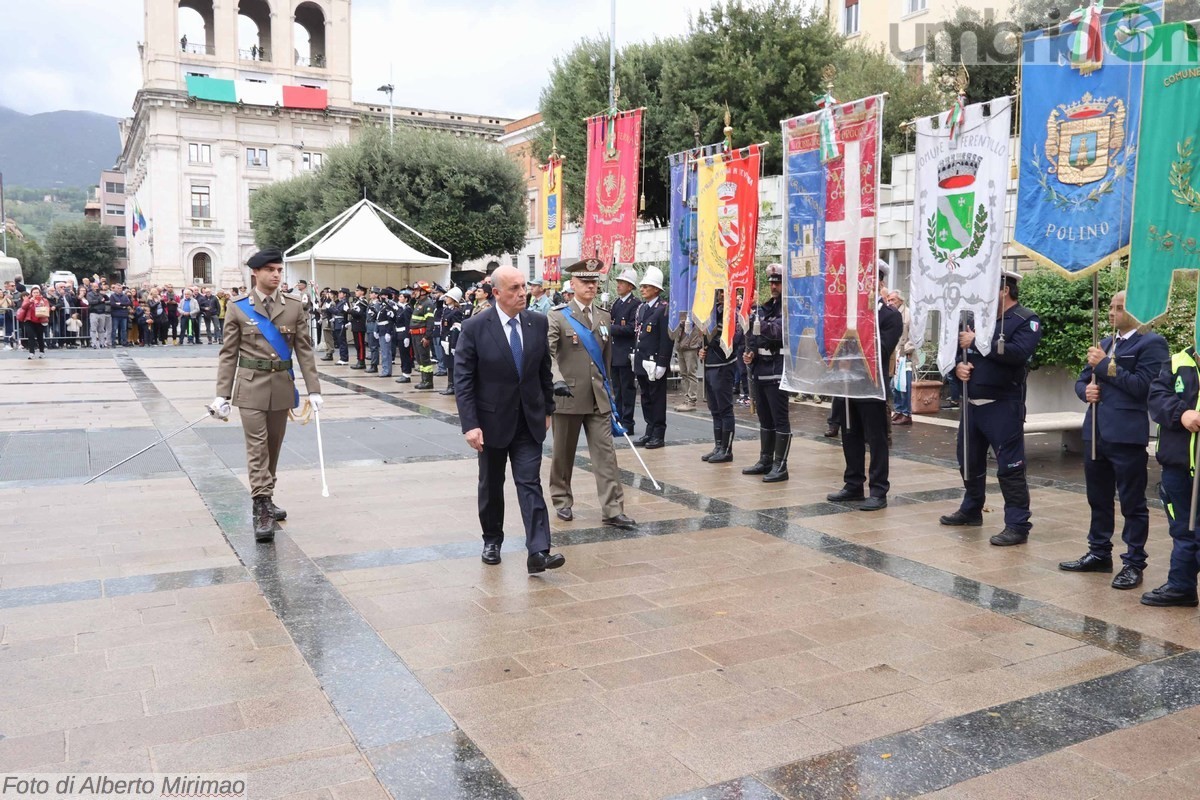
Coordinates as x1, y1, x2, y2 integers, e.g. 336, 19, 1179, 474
283, 199, 451, 291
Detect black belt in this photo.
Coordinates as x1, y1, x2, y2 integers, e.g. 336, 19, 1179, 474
239, 357, 292, 372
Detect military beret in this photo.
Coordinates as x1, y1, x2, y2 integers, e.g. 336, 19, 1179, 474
247, 248, 284, 270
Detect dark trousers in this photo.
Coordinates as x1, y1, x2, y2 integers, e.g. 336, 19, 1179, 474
113, 317, 129, 346
611, 362, 637, 435
333, 322, 348, 361
354, 330, 366, 363
704, 364, 735, 429
1085, 438, 1150, 568
636, 371, 667, 441
957, 397, 1032, 532
478, 414, 551, 554
201, 314, 216, 342
23, 321, 45, 354
167, 315, 179, 342
1160, 466, 1200, 592
137, 321, 151, 345
828, 400, 845, 431
154, 319, 168, 345
398, 335, 414, 374
841, 398, 889, 498
753, 377, 791, 434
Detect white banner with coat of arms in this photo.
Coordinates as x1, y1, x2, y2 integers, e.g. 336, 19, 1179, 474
909, 99, 1011, 377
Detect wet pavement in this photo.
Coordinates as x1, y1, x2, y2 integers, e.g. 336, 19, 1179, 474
0, 344, 1195, 799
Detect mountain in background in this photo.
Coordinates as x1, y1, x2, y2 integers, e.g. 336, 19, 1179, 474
0, 106, 122, 188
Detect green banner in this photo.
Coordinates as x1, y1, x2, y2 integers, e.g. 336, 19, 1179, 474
1127, 23, 1200, 344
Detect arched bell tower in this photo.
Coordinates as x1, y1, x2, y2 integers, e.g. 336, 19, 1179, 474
141, 0, 351, 105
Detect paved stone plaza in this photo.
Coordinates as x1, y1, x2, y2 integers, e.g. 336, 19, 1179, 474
0, 347, 1198, 799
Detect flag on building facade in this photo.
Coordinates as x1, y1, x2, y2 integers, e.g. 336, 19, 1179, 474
540, 156, 563, 283
1012, 3, 1157, 277
130, 199, 147, 237
185, 75, 328, 110
1126, 22, 1200, 341
693, 145, 762, 350
582, 109, 643, 271
779, 95, 886, 400
910, 99, 1012, 376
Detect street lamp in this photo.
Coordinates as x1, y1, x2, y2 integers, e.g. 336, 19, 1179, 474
377, 84, 394, 143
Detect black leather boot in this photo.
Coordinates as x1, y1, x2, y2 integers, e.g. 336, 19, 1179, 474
763, 433, 791, 483
416, 373, 434, 390
742, 429, 775, 475
267, 498, 286, 521
709, 426, 734, 463
351, 360, 366, 370
701, 423, 722, 462
253, 497, 275, 542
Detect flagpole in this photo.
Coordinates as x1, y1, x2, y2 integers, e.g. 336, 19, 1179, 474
608, 0, 616, 108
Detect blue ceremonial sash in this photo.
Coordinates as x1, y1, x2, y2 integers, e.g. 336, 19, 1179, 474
560, 306, 625, 437
233, 296, 299, 409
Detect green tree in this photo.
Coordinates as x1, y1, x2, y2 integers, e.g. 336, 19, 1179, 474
4, 237, 48, 284
832, 43, 947, 181
1019, 266, 1127, 373
44, 221, 117, 279
251, 127, 527, 265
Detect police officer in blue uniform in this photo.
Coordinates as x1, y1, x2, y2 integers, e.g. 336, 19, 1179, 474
375, 288, 398, 378
331, 288, 350, 365
698, 290, 742, 464
742, 264, 790, 482
365, 287, 381, 373
1059, 291, 1168, 589
1142, 342, 1200, 607
633, 267, 673, 449
609, 268, 641, 437
941, 270, 1043, 546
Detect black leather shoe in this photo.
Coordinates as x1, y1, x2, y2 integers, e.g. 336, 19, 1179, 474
1112, 565, 1143, 590
481, 544, 501, 565
438, 387, 455, 396
556, 507, 574, 522
395, 375, 411, 383
267, 499, 287, 521
1058, 553, 1113, 573
990, 526, 1028, 547
826, 488, 865, 502
634, 435, 651, 446
252, 498, 275, 543
365, 366, 378, 373
527, 550, 566, 574
1140, 583, 1199, 607
351, 361, 366, 370
858, 496, 887, 511
602, 514, 637, 530
644, 439, 665, 449
939, 511, 983, 527
320, 353, 334, 361
824, 427, 839, 439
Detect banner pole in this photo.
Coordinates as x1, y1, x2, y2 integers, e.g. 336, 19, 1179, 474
608, 0, 616, 108
1091, 273, 1099, 461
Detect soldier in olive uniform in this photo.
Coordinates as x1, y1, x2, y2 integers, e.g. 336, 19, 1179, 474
547, 260, 637, 530
210, 249, 323, 541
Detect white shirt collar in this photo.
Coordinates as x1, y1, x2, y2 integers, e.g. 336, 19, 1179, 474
1117, 328, 1137, 341
496, 306, 518, 328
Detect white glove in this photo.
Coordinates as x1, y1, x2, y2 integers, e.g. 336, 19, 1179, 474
373, 331, 379, 340
642, 360, 658, 380
384, 333, 392, 343
208, 397, 231, 420
404, 338, 410, 348
308, 393, 324, 412
655, 365, 667, 380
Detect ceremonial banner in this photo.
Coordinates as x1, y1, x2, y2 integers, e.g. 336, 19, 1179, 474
911, 99, 1012, 377
540, 157, 562, 282
693, 146, 763, 350
667, 153, 694, 332
780, 95, 885, 400
1126, 22, 1200, 339
583, 109, 643, 270
1013, 4, 1159, 277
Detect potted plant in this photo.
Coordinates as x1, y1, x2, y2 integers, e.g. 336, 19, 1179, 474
911, 339, 945, 415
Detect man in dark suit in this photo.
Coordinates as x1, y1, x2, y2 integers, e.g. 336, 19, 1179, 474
826, 280, 904, 511
454, 265, 565, 574
1060, 291, 1169, 589
634, 267, 673, 449
609, 268, 641, 437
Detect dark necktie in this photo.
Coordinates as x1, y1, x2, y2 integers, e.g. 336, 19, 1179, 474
263, 296, 273, 317
508, 317, 523, 379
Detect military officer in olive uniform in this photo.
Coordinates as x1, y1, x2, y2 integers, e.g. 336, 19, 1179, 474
210, 249, 323, 541
547, 260, 637, 530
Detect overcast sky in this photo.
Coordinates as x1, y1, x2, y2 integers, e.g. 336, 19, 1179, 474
0, 0, 716, 119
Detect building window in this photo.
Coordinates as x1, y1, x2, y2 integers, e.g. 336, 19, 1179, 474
111, 226, 127, 238
844, 0, 859, 35
905, 0, 927, 13
248, 186, 258, 220
190, 185, 211, 218
510, 255, 519, 269
189, 143, 212, 164
105, 204, 124, 216
302, 151, 323, 171
246, 148, 268, 168
528, 254, 536, 278
192, 252, 213, 285
104, 181, 125, 194
115, 247, 128, 258
528, 198, 537, 229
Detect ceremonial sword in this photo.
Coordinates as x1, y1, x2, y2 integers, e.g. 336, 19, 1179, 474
84, 410, 217, 485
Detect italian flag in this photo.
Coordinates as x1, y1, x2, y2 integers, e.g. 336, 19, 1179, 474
185, 76, 327, 110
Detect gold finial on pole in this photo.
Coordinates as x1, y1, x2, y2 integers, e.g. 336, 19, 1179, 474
821, 64, 837, 93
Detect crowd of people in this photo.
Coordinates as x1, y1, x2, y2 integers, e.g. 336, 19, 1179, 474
1, 274, 248, 357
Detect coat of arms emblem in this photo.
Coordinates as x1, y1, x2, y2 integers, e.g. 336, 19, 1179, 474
716, 180, 740, 248
1044, 93, 1127, 186
927, 152, 988, 269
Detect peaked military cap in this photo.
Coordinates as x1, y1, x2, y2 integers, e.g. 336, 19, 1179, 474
562, 258, 603, 281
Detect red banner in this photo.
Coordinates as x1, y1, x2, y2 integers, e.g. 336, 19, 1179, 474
583, 109, 643, 271
721, 145, 761, 351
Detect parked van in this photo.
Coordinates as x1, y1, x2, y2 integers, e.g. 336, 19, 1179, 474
48, 270, 78, 288
0, 253, 20, 285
